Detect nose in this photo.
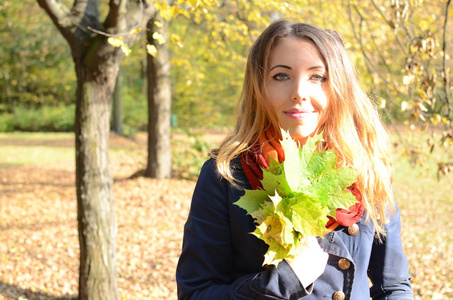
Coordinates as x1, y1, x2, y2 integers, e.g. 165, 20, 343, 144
291, 79, 310, 101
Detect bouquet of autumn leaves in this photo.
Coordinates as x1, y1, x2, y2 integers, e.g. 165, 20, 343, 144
235, 130, 358, 266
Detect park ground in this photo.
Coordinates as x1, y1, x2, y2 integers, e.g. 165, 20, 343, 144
0, 129, 452, 299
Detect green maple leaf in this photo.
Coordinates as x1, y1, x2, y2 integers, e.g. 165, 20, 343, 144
235, 129, 358, 266
235, 189, 269, 213
290, 193, 329, 236
280, 132, 306, 191
261, 158, 294, 200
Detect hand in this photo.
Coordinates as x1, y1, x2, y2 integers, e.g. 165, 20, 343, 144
286, 236, 328, 288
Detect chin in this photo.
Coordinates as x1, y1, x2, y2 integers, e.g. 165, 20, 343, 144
287, 128, 317, 144
288, 133, 308, 145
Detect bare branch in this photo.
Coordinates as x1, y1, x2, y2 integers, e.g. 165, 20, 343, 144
346, 2, 411, 149
86, 25, 137, 37
348, 3, 403, 104
347, 5, 377, 89
369, 0, 408, 56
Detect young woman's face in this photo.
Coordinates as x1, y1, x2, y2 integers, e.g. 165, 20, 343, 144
265, 37, 329, 144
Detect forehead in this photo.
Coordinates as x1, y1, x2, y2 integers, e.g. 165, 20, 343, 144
268, 37, 326, 69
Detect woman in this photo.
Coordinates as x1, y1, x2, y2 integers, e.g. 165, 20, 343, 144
176, 20, 413, 299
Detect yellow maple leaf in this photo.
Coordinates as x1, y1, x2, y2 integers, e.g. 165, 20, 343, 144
107, 37, 124, 48
147, 44, 157, 57
152, 32, 166, 45
130, 27, 142, 35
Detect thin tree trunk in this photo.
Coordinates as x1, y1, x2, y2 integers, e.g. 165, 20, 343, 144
441, 0, 452, 126
112, 70, 123, 135
146, 14, 172, 179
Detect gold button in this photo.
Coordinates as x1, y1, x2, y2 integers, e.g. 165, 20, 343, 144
348, 223, 359, 236
338, 258, 351, 270
333, 290, 345, 300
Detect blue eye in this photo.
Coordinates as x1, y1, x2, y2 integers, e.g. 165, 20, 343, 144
272, 73, 289, 81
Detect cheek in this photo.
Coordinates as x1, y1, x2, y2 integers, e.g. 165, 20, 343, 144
266, 90, 285, 112
315, 89, 330, 111
262, 91, 282, 126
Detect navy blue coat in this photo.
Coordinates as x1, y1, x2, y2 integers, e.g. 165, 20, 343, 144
176, 158, 414, 299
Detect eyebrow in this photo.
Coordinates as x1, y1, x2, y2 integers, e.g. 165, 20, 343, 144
269, 64, 326, 72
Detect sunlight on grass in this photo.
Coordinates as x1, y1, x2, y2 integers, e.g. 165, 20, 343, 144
0, 146, 75, 167
0, 132, 73, 140
0, 132, 75, 167
0, 132, 145, 168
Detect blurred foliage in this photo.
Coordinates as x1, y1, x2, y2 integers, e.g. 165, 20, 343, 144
0, 1, 75, 113
0, 104, 75, 132
345, 0, 453, 172
0, 0, 451, 174
347, 0, 452, 124
172, 129, 215, 179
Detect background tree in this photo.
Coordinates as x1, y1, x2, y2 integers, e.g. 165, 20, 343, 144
347, 0, 452, 168
35, 0, 153, 299
146, 12, 172, 179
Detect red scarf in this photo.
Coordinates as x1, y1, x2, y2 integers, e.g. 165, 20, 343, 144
240, 128, 364, 231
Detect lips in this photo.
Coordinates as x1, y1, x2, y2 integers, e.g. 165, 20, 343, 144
284, 108, 315, 119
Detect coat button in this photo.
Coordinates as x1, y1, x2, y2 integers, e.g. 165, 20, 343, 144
348, 223, 359, 236
333, 290, 345, 300
338, 258, 351, 270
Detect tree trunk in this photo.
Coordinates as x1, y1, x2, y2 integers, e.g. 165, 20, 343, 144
75, 63, 119, 300
35, 1, 153, 299
146, 14, 172, 179
111, 70, 123, 135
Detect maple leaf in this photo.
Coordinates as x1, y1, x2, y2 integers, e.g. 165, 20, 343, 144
235, 129, 358, 266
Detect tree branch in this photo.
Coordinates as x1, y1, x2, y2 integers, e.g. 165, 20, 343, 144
37, 0, 101, 53
104, 0, 153, 43
105, 0, 126, 30
36, 0, 76, 44
369, 0, 408, 56
348, 3, 403, 103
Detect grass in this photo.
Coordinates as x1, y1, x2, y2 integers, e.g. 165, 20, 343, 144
0, 131, 223, 177
0, 133, 73, 167
0, 146, 74, 167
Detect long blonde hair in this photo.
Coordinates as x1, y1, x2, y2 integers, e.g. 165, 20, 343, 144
212, 20, 394, 236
